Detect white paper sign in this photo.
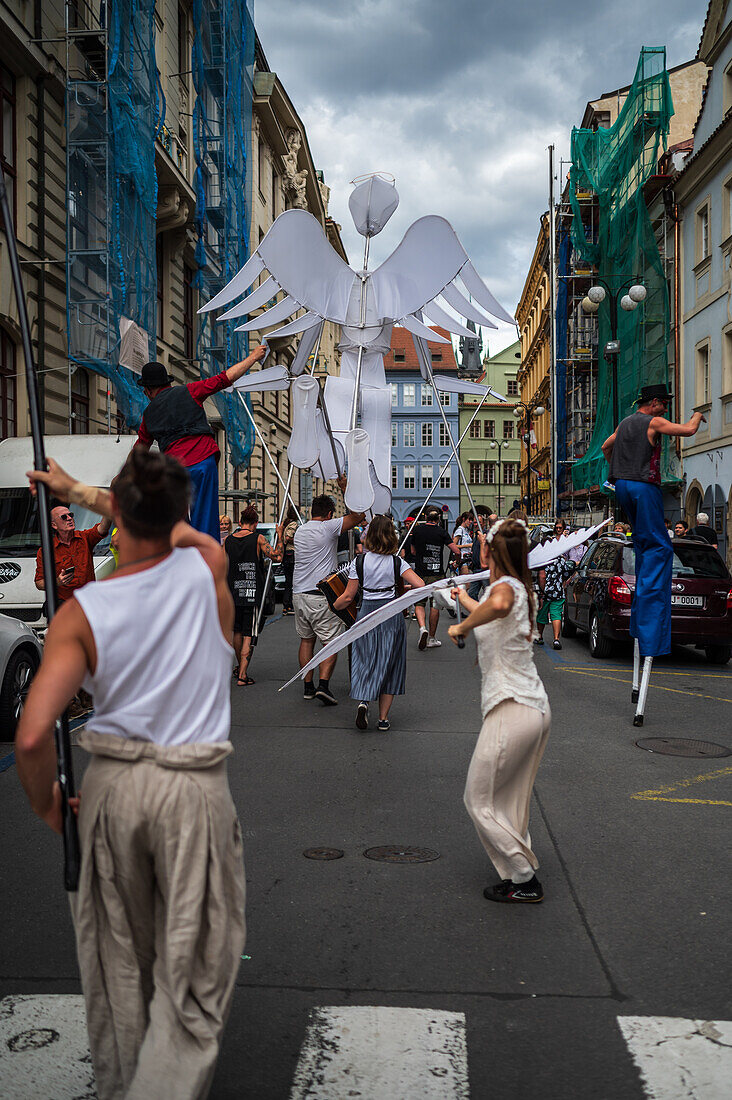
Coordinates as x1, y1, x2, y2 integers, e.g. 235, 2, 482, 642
118, 317, 150, 374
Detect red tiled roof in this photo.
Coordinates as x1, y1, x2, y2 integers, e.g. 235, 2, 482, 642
386, 325, 458, 373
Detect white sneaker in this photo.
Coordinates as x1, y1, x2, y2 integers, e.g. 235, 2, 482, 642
426, 637, 442, 648
418, 627, 428, 651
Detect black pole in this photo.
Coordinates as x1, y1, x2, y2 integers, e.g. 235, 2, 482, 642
0, 162, 80, 891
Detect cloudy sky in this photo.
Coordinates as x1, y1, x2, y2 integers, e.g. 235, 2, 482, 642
255, 0, 706, 352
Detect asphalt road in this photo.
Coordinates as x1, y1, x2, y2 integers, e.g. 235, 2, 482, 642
1, 610, 731, 1098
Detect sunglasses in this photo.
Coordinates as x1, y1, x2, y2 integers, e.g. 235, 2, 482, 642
57, 513, 74, 521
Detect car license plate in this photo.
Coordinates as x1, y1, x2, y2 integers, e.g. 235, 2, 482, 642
671, 594, 704, 607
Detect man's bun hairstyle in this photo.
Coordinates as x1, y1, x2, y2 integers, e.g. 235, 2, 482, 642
112, 449, 191, 538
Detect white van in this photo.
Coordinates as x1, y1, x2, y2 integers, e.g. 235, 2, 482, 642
0, 434, 137, 626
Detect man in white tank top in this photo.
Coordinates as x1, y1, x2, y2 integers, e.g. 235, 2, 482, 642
16, 450, 245, 1100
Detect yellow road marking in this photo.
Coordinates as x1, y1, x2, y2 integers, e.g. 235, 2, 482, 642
560, 666, 732, 680
631, 767, 732, 807
634, 797, 732, 805
557, 667, 732, 704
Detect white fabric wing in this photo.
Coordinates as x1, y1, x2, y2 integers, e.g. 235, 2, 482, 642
257, 210, 356, 322
290, 323, 323, 376
258, 311, 322, 340
197, 253, 264, 313
440, 282, 498, 329
422, 299, 479, 340
369, 215, 467, 321
234, 295, 298, 332
397, 315, 450, 346
459, 261, 516, 325
527, 521, 611, 569
433, 374, 506, 400
217, 276, 279, 320
230, 365, 290, 393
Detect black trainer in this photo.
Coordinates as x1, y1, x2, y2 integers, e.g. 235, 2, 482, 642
553, 640, 562, 651
483, 874, 544, 903
377, 719, 390, 732
303, 682, 316, 700
356, 702, 369, 730
316, 685, 338, 706
534, 636, 544, 646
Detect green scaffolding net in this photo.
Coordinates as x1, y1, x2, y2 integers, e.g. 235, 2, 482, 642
570, 47, 680, 491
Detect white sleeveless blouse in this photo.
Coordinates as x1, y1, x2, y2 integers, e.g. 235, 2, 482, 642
75, 547, 233, 746
474, 576, 549, 719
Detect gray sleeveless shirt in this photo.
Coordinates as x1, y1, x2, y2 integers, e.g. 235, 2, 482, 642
608, 411, 661, 485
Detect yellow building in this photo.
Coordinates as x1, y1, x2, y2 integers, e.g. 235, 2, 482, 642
515, 215, 552, 517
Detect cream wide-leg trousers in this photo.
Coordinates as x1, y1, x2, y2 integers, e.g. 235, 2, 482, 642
464, 699, 551, 883
70, 731, 246, 1100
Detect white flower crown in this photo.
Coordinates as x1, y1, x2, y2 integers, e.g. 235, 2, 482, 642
485, 517, 529, 545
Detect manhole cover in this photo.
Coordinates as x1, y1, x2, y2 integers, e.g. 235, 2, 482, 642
303, 847, 344, 860
363, 845, 440, 863
635, 738, 731, 758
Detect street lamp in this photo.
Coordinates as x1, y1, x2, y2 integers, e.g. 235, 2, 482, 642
489, 438, 511, 515
582, 278, 647, 427
512, 400, 546, 515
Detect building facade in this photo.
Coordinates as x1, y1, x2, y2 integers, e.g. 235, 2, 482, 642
676, 0, 732, 564
385, 326, 460, 530
460, 340, 521, 515
515, 216, 552, 517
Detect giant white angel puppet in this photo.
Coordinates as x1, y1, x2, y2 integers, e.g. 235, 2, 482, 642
199, 172, 513, 520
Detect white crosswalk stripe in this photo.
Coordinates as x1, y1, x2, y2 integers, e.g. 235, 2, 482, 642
0, 994, 94, 1099
617, 1016, 732, 1099
289, 1005, 470, 1099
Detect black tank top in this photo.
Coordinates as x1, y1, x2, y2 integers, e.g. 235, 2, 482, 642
225, 531, 264, 608
608, 411, 661, 485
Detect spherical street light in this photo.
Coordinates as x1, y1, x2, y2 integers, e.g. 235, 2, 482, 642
513, 406, 523, 418
582, 296, 599, 314
489, 439, 497, 449
628, 284, 647, 303
533, 405, 546, 416
620, 295, 637, 312
588, 286, 606, 304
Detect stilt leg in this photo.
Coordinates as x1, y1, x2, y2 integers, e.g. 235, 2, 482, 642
633, 656, 653, 727
632, 638, 640, 704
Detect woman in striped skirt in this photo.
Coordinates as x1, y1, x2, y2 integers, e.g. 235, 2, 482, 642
334, 515, 424, 731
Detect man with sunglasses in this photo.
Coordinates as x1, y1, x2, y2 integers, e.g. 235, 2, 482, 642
34, 502, 112, 604
601, 383, 704, 658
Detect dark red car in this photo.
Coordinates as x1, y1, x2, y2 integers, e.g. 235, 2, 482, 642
563, 536, 732, 664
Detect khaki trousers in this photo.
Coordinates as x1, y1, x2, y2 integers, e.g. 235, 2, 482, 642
464, 699, 551, 883
71, 731, 246, 1100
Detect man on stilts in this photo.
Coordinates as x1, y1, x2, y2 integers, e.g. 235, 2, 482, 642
135, 344, 267, 541
601, 383, 705, 723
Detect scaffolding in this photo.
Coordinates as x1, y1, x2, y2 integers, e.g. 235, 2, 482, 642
191, 0, 255, 469
65, 0, 161, 431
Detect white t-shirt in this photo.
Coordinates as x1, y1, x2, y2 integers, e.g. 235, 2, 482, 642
347, 551, 410, 600
293, 516, 344, 593
454, 524, 473, 559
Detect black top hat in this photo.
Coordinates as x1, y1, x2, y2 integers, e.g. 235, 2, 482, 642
137, 361, 173, 388
638, 382, 673, 404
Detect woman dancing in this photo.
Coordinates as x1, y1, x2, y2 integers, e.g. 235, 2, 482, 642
334, 514, 424, 731
448, 518, 550, 903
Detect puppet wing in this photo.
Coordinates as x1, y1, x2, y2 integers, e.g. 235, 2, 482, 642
369, 215, 515, 337
527, 521, 611, 569
198, 209, 356, 326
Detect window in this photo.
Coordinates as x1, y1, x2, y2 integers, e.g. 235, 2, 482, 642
503, 420, 514, 439
504, 463, 518, 485
439, 423, 450, 447
272, 166, 278, 216
156, 236, 164, 339
391, 465, 398, 489
178, 4, 188, 77
71, 368, 90, 434
695, 342, 711, 405
0, 328, 16, 439
421, 422, 433, 446
469, 462, 496, 485
724, 177, 732, 241
439, 467, 451, 489
404, 464, 415, 489
183, 263, 195, 360
724, 59, 732, 115
431, 352, 442, 362
390, 382, 398, 406
484, 419, 495, 438
469, 420, 481, 439
258, 140, 267, 200
469, 462, 481, 485
440, 391, 450, 406
403, 421, 415, 447
393, 351, 406, 363
391, 422, 398, 447
0, 65, 16, 227
420, 384, 433, 406
696, 203, 710, 262
421, 464, 433, 489
724, 328, 732, 394
403, 383, 415, 406
507, 379, 519, 396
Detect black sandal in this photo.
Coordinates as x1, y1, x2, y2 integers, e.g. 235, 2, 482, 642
236, 676, 255, 686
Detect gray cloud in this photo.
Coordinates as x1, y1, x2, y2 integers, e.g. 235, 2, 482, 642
256, 0, 706, 347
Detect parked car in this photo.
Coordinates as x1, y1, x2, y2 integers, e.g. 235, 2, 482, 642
0, 614, 42, 737
563, 536, 732, 664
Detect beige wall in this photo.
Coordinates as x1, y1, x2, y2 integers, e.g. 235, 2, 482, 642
515, 220, 551, 515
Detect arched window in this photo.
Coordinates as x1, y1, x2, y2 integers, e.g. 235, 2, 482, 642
71, 368, 90, 434
0, 328, 16, 439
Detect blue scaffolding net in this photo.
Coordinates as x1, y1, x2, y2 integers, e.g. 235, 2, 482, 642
191, 0, 256, 469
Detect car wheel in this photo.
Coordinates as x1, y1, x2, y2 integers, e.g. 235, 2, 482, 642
588, 610, 613, 659
561, 608, 577, 638
0, 647, 40, 738
704, 645, 732, 666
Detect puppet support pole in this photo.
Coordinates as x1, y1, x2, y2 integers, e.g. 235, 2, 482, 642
0, 162, 80, 891
397, 391, 491, 554
348, 234, 371, 431
239, 395, 303, 523
633, 655, 653, 727
632, 638, 641, 703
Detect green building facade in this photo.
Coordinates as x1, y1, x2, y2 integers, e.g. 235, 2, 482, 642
459, 340, 521, 516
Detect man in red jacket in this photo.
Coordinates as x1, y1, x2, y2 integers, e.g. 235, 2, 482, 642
135, 344, 266, 539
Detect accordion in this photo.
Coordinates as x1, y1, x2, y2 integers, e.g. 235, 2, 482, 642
317, 565, 357, 626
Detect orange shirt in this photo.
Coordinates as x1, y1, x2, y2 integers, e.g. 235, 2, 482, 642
35, 527, 103, 601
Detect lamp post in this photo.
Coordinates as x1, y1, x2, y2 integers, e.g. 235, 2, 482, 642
582, 280, 647, 429
513, 400, 546, 515
489, 438, 511, 515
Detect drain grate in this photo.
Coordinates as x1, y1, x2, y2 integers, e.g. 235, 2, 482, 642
303, 847, 344, 860
363, 845, 440, 864
635, 738, 731, 758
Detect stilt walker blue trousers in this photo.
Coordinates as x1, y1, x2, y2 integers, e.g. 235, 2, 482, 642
188, 455, 220, 543
614, 479, 672, 657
